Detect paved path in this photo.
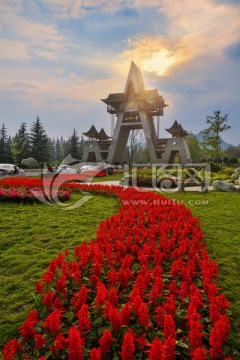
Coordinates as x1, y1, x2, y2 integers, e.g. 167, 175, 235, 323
88, 180, 216, 192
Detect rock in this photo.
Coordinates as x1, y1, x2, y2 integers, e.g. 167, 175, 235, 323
21, 157, 41, 169
212, 180, 237, 192
235, 167, 240, 175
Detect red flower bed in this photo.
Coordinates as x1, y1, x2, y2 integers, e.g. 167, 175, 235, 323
1, 180, 232, 359
0, 186, 71, 203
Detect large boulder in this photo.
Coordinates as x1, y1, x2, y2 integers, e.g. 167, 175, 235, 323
212, 180, 238, 192
21, 157, 40, 169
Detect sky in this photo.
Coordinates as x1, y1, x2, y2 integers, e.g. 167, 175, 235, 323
1, 0, 240, 145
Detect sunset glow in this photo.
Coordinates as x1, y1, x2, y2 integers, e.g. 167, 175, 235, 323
142, 49, 177, 76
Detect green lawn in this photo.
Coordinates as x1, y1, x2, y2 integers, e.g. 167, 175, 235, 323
0, 192, 120, 348
0, 188, 239, 355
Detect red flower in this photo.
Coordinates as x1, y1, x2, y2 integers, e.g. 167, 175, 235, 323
120, 303, 132, 325
209, 315, 230, 358
99, 330, 114, 352
42, 291, 55, 310
68, 326, 83, 360
43, 309, 62, 336
95, 281, 108, 307
35, 281, 44, 294
191, 347, 207, 360
189, 315, 203, 349
163, 314, 176, 340
19, 309, 39, 340
108, 288, 119, 307
56, 275, 67, 294
2, 338, 19, 360
77, 304, 91, 332
54, 333, 68, 350
72, 285, 89, 311
108, 305, 122, 331
138, 302, 151, 328
147, 337, 164, 360
34, 334, 46, 349
90, 348, 101, 360
107, 269, 119, 286
120, 328, 135, 360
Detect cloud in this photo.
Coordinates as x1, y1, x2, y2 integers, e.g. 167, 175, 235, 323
0, 1, 68, 63
0, 39, 30, 62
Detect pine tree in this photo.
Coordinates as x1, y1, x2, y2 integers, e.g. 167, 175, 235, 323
48, 137, 57, 165
29, 115, 49, 165
67, 128, 80, 160
56, 137, 64, 164
201, 111, 230, 163
0, 124, 13, 163
12, 123, 31, 164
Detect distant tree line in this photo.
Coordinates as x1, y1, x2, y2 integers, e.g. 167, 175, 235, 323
1, 111, 238, 167
0, 116, 84, 166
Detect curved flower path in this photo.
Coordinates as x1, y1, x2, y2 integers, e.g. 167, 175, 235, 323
2, 181, 232, 359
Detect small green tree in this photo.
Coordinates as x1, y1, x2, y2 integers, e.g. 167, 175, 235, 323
186, 134, 202, 162
66, 128, 80, 160
29, 115, 49, 165
201, 111, 230, 163
12, 123, 31, 164
0, 124, 13, 163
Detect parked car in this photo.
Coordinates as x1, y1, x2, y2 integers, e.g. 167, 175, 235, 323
0, 164, 25, 177
79, 165, 99, 173
56, 165, 78, 174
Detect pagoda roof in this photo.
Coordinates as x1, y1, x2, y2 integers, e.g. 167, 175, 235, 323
83, 125, 111, 140
101, 89, 168, 107
165, 120, 188, 137
98, 128, 112, 140
82, 125, 99, 139
101, 92, 125, 104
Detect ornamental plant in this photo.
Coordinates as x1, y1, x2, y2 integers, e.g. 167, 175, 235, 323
1, 180, 232, 359
0, 186, 71, 203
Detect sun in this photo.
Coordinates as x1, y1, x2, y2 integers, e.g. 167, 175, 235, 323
142, 49, 177, 76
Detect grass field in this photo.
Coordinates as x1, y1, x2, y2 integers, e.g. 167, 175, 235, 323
0, 186, 239, 354
0, 192, 120, 348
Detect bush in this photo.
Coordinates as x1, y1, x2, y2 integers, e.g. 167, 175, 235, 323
229, 157, 238, 165
207, 162, 221, 173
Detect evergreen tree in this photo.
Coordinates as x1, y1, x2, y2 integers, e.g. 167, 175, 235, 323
12, 123, 31, 164
201, 111, 230, 163
67, 128, 80, 160
56, 137, 64, 164
29, 115, 49, 165
0, 124, 13, 163
48, 137, 57, 165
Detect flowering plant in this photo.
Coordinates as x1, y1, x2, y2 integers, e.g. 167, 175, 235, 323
2, 181, 232, 359
0, 186, 71, 203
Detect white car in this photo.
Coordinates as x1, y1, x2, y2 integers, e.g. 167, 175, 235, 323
79, 165, 99, 173
0, 164, 25, 176
56, 165, 77, 174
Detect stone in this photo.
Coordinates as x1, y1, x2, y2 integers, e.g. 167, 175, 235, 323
212, 180, 237, 192
21, 157, 40, 169
235, 167, 240, 175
